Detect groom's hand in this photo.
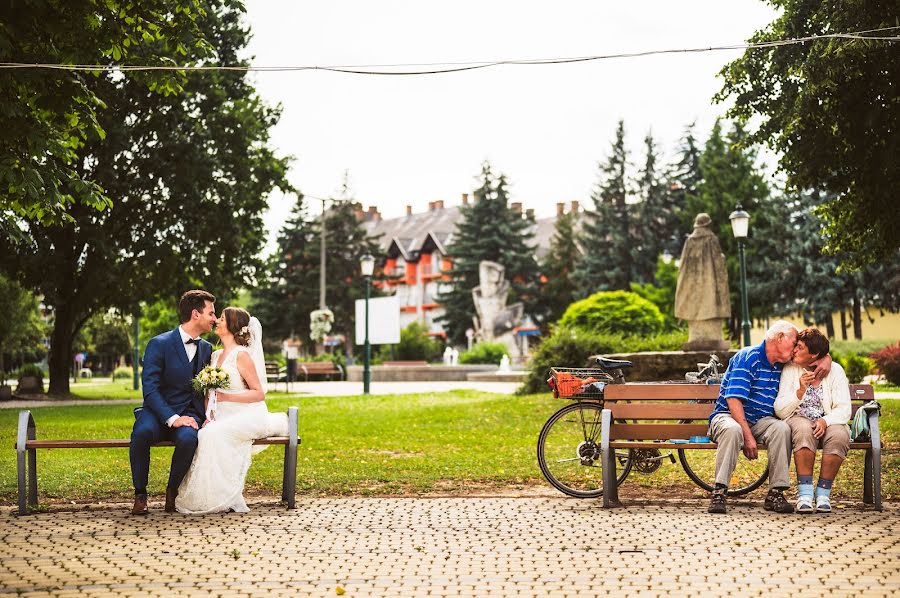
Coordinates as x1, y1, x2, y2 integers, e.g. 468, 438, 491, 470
172, 416, 198, 429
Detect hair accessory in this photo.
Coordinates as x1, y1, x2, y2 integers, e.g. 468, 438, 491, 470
239, 325, 250, 335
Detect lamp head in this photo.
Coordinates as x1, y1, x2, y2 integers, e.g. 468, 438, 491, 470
360, 254, 376, 277
729, 204, 750, 239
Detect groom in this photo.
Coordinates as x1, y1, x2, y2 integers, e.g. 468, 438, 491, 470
129, 289, 217, 515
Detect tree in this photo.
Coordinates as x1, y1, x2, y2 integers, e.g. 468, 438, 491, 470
538, 209, 581, 328
0, 1, 291, 394
668, 122, 703, 247
633, 131, 673, 283
438, 161, 539, 345
0, 274, 47, 375
574, 120, 633, 293
0, 0, 212, 236
717, 1, 900, 268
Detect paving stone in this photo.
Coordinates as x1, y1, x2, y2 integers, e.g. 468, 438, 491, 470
0, 498, 897, 596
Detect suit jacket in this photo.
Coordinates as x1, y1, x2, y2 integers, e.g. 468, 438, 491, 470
141, 328, 212, 424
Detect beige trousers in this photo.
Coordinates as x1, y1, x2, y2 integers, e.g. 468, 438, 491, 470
708, 413, 792, 489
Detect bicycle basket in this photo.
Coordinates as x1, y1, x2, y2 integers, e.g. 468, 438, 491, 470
547, 367, 614, 400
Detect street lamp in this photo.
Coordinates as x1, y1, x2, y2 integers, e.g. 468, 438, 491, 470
729, 204, 751, 347
360, 254, 375, 394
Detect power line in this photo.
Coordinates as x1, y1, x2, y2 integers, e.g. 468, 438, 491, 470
2, 28, 897, 76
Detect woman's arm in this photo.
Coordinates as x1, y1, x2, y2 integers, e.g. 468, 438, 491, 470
774, 364, 803, 419
823, 365, 852, 427
217, 351, 265, 403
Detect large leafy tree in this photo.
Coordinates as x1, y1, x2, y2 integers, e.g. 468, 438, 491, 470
0, 0, 212, 236
0, 1, 291, 394
717, 0, 900, 268
438, 161, 539, 345
574, 120, 633, 293
0, 274, 47, 375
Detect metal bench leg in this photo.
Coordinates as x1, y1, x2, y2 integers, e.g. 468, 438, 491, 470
282, 407, 299, 508
871, 411, 882, 511
864, 449, 874, 505
16, 411, 36, 516
600, 409, 620, 508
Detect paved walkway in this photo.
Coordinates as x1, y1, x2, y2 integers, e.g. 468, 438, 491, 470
1, 497, 898, 597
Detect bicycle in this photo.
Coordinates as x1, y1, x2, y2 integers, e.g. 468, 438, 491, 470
537, 355, 769, 498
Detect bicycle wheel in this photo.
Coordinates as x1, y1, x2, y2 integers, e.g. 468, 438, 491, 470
537, 402, 633, 498
678, 444, 769, 496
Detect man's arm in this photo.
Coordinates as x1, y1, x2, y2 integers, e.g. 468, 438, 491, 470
725, 397, 758, 460
811, 354, 833, 381
141, 338, 178, 425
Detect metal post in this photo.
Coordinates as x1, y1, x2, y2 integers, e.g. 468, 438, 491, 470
319, 197, 327, 310
738, 240, 751, 347
132, 309, 140, 391
363, 277, 371, 394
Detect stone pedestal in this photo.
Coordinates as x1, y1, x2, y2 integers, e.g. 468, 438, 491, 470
682, 318, 730, 352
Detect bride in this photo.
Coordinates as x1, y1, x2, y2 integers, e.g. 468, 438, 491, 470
176, 307, 286, 514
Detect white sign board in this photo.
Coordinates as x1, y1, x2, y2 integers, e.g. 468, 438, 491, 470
355, 295, 401, 345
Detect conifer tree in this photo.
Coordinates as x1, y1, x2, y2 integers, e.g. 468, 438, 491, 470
634, 131, 671, 284
574, 120, 633, 294
538, 209, 581, 328
438, 161, 539, 345
668, 122, 703, 248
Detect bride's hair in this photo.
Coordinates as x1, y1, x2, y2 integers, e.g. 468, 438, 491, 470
223, 307, 252, 346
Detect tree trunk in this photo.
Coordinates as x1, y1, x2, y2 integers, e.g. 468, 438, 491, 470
851, 297, 863, 340
48, 302, 75, 395
823, 312, 835, 338
840, 309, 848, 340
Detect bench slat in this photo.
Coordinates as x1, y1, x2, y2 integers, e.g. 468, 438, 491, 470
608, 423, 710, 439
607, 404, 713, 419
19, 437, 290, 449
604, 384, 720, 400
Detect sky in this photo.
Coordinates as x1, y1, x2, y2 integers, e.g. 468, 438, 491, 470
241, 1, 781, 255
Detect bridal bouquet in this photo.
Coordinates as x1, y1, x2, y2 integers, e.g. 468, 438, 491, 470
192, 365, 230, 421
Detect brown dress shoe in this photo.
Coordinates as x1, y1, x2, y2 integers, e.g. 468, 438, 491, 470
165, 488, 177, 513
132, 494, 148, 515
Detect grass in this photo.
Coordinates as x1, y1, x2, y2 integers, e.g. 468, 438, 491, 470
2, 390, 897, 502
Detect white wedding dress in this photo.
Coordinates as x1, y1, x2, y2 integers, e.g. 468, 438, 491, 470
175, 345, 282, 514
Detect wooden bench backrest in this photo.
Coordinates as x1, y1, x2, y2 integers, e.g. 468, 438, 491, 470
604, 383, 874, 440
301, 362, 339, 372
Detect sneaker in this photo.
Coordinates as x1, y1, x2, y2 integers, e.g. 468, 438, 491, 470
816, 495, 832, 513
795, 496, 815, 514
764, 489, 794, 513
708, 490, 727, 514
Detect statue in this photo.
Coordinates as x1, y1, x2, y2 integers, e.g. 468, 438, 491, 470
674, 213, 731, 351
472, 261, 524, 360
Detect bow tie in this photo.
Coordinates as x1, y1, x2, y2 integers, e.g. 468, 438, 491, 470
186, 338, 201, 345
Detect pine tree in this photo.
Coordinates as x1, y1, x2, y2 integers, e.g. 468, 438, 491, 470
633, 131, 671, 284
538, 209, 581, 328
437, 161, 539, 345
668, 121, 703, 250
574, 120, 633, 294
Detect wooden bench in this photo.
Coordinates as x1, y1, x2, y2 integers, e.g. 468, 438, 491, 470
15, 407, 300, 515
265, 361, 289, 392
299, 361, 344, 381
599, 383, 881, 510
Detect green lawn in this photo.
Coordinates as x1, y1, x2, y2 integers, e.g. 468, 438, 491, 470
2, 390, 897, 502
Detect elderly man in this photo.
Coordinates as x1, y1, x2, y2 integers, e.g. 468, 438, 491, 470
707, 320, 800, 514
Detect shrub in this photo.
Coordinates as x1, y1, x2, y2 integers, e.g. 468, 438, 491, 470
558, 290, 666, 336
16, 364, 44, 392
871, 343, 900, 385
459, 342, 508, 365
112, 366, 136, 381
374, 322, 442, 363
842, 354, 874, 384
517, 326, 687, 394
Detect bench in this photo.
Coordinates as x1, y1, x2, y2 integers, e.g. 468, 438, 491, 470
265, 361, 289, 392
299, 361, 344, 381
599, 383, 881, 510
15, 407, 300, 515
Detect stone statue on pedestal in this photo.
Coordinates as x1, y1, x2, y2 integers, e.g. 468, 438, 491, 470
472, 261, 524, 359
674, 213, 731, 351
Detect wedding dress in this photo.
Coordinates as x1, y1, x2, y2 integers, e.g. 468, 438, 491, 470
176, 318, 287, 514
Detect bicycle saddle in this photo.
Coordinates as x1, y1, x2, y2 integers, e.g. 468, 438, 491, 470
595, 357, 633, 370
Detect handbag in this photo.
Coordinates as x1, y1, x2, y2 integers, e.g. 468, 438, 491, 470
850, 400, 880, 442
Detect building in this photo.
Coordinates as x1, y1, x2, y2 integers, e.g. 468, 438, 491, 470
361, 196, 581, 338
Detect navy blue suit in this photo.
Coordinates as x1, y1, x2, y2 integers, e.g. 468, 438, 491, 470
129, 328, 212, 495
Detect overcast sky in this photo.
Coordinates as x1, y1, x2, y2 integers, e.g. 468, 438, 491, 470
242, 1, 780, 255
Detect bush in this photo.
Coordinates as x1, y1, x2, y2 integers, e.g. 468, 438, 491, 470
375, 322, 442, 363
558, 290, 666, 336
871, 343, 900, 385
842, 354, 874, 384
16, 364, 44, 392
459, 342, 508, 365
112, 366, 136, 381
517, 326, 687, 394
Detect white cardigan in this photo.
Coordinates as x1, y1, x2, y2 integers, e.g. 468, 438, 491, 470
774, 362, 852, 429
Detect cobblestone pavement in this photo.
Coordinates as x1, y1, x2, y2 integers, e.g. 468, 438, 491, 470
1, 497, 898, 597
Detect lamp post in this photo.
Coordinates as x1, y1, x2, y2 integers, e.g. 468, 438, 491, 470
729, 204, 751, 347
360, 254, 375, 394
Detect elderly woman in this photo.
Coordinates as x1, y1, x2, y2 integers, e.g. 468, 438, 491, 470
774, 328, 851, 514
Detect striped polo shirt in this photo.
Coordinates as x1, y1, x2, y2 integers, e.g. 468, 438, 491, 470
709, 341, 784, 425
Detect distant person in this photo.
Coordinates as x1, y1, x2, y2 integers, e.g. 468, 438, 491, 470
774, 328, 851, 514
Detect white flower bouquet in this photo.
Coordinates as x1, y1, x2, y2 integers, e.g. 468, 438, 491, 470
192, 365, 230, 420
